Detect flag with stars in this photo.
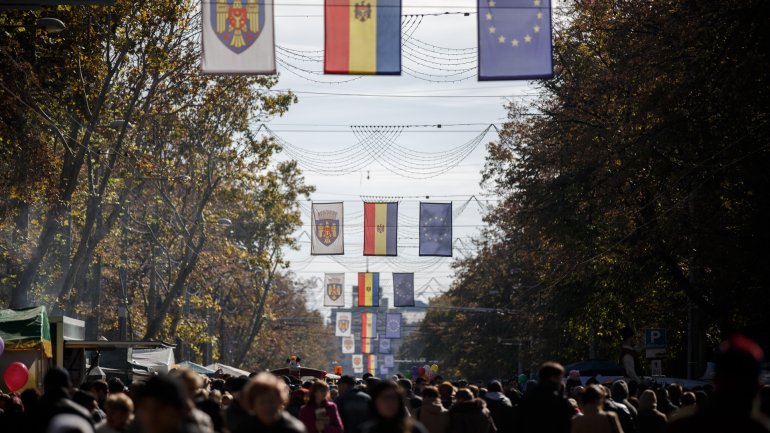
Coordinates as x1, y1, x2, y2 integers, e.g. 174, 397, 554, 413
379, 338, 391, 354
393, 273, 414, 307
419, 203, 452, 257
478, 0, 553, 80
384, 354, 395, 368
385, 313, 401, 339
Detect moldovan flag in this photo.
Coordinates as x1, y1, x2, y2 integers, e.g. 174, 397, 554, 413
325, 273, 345, 307
201, 0, 276, 74
393, 273, 414, 307
311, 203, 344, 255
342, 336, 355, 354
358, 272, 380, 307
335, 311, 352, 337
324, 0, 401, 75
352, 354, 364, 373
362, 338, 375, 354
363, 202, 398, 256
367, 354, 377, 375
361, 312, 377, 338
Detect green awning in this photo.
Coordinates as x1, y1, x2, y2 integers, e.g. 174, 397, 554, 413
0, 306, 52, 357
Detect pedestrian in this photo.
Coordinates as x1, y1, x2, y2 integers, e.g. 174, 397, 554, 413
619, 327, 643, 385
288, 388, 309, 419
73, 390, 105, 423
299, 380, 343, 433
447, 388, 496, 433
604, 384, 635, 433
358, 380, 429, 433
134, 375, 209, 433
234, 373, 306, 433
95, 393, 134, 433
398, 379, 422, 415
570, 385, 624, 433
653, 388, 677, 418
482, 381, 515, 433
413, 386, 449, 433
518, 362, 575, 433
635, 390, 666, 433
31, 367, 94, 433
437, 382, 455, 410
335, 375, 371, 433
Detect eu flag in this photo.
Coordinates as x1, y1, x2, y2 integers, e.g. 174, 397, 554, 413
393, 273, 414, 307
478, 0, 553, 80
419, 203, 452, 257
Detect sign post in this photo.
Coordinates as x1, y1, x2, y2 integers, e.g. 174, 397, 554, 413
645, 328, 667, 376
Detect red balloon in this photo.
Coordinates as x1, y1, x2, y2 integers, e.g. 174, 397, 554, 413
4, 362, 29, 392
418, 367, 426, 377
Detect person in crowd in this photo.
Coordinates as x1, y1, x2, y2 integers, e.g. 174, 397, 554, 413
398, 378, 422, 414
518, 362, 575, 433
611, 380, 637, 420
482, 380, 514, 433
668, 392, 696, 422
95, 393, 134, 433
604, 385, 636, 433
87, 380, 110, 410
235, 373, 306, 433
757, 385, 770, 430
447, 388, 496, 433
570, 385, 624, 433
359, 380, 429, 433
32, 367, 94, 433
171, 368, 215, 433
412, 386, 449, 433
299, 379, 343, 433
619, 327, 643, 385
653, 388, 677, 418
74, 389, 105, 423
335, 375, 371, 433
414, 378, 427, 397
565, 371, 583, 396
666, 384, 683, 408
437, 382, 455, 409
108, 378, 127, 395
668, 335, 769, 433
635, 390, 667, 433
288, 388, 309, 419
134, 374, 209, 433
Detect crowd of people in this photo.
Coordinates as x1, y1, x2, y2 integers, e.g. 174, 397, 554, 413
0, 335, 769, 433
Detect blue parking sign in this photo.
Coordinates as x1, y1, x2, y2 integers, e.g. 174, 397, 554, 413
645, 329, 667, 349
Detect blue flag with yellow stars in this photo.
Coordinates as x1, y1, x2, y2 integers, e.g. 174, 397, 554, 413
478, 0, 553, 80
419, 203, 452, 257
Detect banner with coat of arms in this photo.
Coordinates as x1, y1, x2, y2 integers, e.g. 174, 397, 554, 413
342, 335, 355, 354
324, 273, 345, 307
201, 0, 276, 74
335, 311, 352, 337
311, 202, 345, 255
352, 354, 364, 373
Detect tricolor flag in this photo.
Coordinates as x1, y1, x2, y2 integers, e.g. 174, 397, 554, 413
352, 354, 364, 373
367, 354, 377, 375
419, 203, 453, 257
385, 313, 401, 339
362, 338, 375, 354
335, 312, 352, 337
325, 273, 345, 307
477, 0, 553, 80
342, 336, 355, 354
201, 0, 276, 74
324, 0, 401, 75
361, 312, 377, 338
393, 273, 415, 307
358, 272, 380, 307
363, 202, 398, 256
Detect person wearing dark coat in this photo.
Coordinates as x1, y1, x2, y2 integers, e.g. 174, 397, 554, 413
31, 367, 94, 433
299, 380, 343, 433
635, 390, 667, 433
482, 381, 515, 433
448, 389, 497, 433
335, 375, 371, 433
233, 373, 306, 433
517, 362, 575, 433
358, 380, 429, 433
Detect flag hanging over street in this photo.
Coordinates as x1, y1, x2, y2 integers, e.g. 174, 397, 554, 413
384, 354, 395, 368
335, 312, 352, 337
342, 336, 355, 354
477, 0, 553, 80
379, 338, 391, 354
385, 313, 401, 339
363, 202, 398, 256
311, 202, 344, 255
324, 0, 401, 75
393, 273, 415, 307
380, 365, 389, 376
362, 338, 375, 353
361, 312, 377, 338
419, 203, 453, 256
367, 354, 377, 375
358, 272, 380, 307
201, 0, 276, 74
325, 273, 345, 307
352, 354, 364, 373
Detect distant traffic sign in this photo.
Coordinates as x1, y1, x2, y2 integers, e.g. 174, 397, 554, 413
645, 328, 667, 348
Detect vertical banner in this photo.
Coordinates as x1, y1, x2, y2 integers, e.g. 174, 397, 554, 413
324, 0, 402, 75
385, 313, 401, 339
393, 273, 415, 307
362, 338, 375, 353
201, 0, 276, 74
380, 365, 389, 376
384, 354, 395, 368
311, 202, 345, 255
379, 338, 391, 354
368, 354, 378, 375
342, 336, 355, 354
363, 202, 398, 256
335, 312, 352, 337
352, 354, 364, 373
419, 203, 453, 256
324, 273, 346, 307
361, 312, 377, 338
477, 0, 553, 80
358, 272, 380, 307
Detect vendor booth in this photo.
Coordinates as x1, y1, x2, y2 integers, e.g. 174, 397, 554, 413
0, 306, 53, 392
